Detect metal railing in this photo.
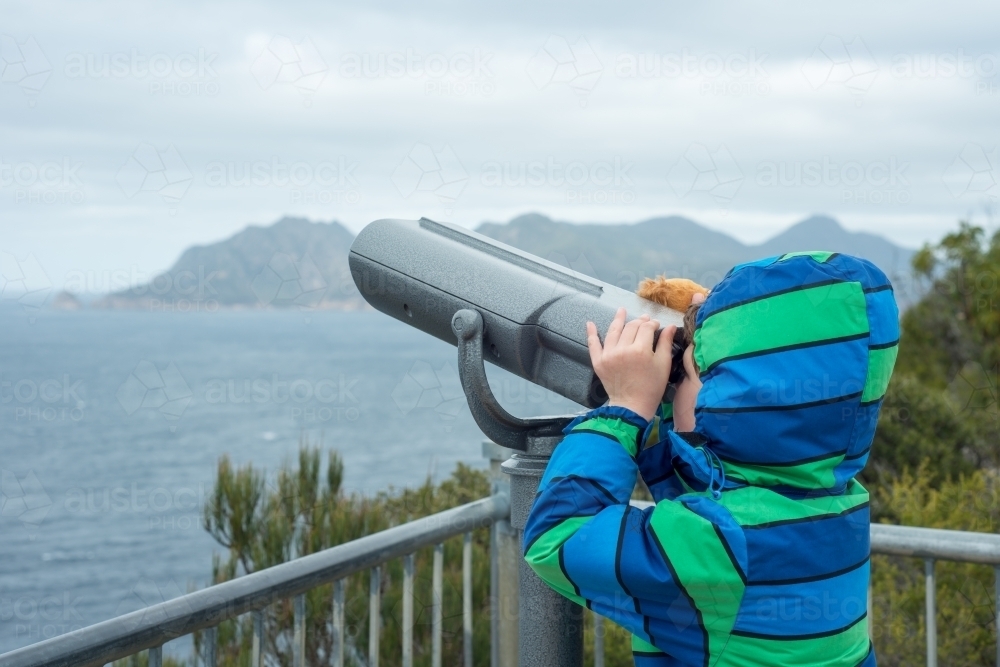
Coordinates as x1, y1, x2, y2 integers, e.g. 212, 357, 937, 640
4, 493, 1000, 667
0, 494, 509, 667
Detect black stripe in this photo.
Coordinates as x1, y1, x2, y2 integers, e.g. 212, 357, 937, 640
859, 398, 883, 408
558, 545, 582, 598
700, 390, 862, 414
644, 469, 677, 488
743, 501, 869, 530
718, 448, 848, 469
731, 611, 867, 641
701, 332, 869, 375
749, 555, 870, 586
844, 445, 871, 461
699, 278, 846, 322
712, 524, 747, 585
825, 252, 840, 263
648, 524, 709, 667
545, 474, 619, 505
869, 338, 899, 350
570, 428, 636, 458
864, 284, 893, 294
614, 507, 640, 614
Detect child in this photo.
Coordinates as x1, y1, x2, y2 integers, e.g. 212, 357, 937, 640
524, 252, 898, 666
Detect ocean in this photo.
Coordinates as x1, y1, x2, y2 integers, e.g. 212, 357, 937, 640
0, 307, 581, 657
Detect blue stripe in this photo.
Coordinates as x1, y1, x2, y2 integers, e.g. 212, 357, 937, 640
540, 431, 636, 501
696, 337, 868, 411
697, 396, 862, 467
633, 649, 691, 666
679, 496, 748, 581
833, 401, 881, 489
561, 505, 631, 603
745, 506, 870, 583
865, 288, 900, 347
616, 507, 707, 664
523, 476, 618, 554
827, 254, 893, 293
734, 560, 869, 636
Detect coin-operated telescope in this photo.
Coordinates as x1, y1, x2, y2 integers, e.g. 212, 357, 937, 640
349, 217, 683, 450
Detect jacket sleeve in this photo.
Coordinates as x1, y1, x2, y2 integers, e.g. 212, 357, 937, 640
523, 406, 746, 665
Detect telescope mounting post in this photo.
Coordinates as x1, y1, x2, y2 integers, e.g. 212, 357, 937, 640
451, 309, 584, 666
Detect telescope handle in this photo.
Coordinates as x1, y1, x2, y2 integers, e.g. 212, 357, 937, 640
451, 309, 573, 451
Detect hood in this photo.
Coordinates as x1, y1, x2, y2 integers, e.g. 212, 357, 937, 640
691, 251, 899, 494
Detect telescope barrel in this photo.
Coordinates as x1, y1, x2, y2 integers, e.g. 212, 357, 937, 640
349, 218, 683, 409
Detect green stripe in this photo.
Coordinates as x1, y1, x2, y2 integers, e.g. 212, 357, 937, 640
862, 345, 898, 402
778, 250, 835, 263
694, 281, 869, 373
524, 516, 589, 607
715, 616, 869, 666
631, 634, 663, 654
717, 479, 869, 527
722, 453, 844, 490
572, 416, 641, 457
649, 501, 745, 661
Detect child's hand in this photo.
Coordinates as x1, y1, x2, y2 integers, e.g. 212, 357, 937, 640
586, 308, 676, 422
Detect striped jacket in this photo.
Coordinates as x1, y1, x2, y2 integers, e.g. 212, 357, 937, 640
524, 252, 899, 666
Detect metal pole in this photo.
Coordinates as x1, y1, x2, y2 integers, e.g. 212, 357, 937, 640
332, 579, 345, 667
433, 543, 443, 667
593, 612, 605, 667
925, 558, 937, 667
293, 594, 305, 667
251, 609, 263, 667
995, 566, 1000, 667
464, 532, 474, 667
369, 567, 381, 667
203, 626, 216, 667
484, 440, 518, 667
403, 554, 415, 667
148, 646, 162, 667
502, 433, 584, 667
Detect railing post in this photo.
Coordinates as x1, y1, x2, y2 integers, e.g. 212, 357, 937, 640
484, 440, 518, 667
593, 612, 605, 667
203, 626, 217, 667
503, 434, 584, 667
332, 579, 345, 667
251, 609, 263, 667
433, 544, 444, 667
464, 532, 474, 667
995, 566, 1000, 667
403, 554, 415, 667
370, 566, 381, 667
925, 558, 937, 667
148, 646, 162, 667
293, 594, 306, 667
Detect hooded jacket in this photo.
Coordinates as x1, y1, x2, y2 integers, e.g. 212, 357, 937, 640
524, 252, 899, 666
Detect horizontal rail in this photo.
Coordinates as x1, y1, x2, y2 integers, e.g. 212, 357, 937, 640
0, 494, 509, 667
870, 523, 1000, 565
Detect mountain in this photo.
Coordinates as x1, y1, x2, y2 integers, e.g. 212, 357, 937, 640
475, 213, 918, 305
93, 217, 362, 310
89, 213, 917, 309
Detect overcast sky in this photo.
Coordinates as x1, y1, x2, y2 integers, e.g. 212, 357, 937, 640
2, 0, 999, 293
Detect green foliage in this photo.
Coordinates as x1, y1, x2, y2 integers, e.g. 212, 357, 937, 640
871, 465, 1000, 666
197, 439, 491, 666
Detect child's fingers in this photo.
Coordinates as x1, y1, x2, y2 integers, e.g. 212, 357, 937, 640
604, 307, 627, 348
653, 325, 677, 374
619, 313, 649, 346
586, 321, 604, 371
634, 318, 659, 351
